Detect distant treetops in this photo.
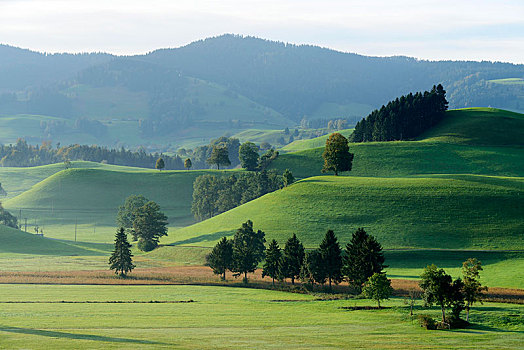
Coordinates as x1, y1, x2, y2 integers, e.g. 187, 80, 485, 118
351, 84, 448, 142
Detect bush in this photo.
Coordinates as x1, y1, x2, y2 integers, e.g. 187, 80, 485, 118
137, 239, 157, 252
418, 314, 437, 330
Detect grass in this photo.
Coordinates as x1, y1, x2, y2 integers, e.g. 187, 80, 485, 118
168, 175, 524, 250
0, 284, 521, 349
4, 166, 238, 242
281, 128, 354, 152
489, 78, 524, 85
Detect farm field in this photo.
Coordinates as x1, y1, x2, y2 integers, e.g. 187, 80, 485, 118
0, 284, 521, 349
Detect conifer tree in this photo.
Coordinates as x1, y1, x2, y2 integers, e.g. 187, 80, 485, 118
281, 233, 305, 284
206, 237, 233, 280
262, 239, 282, 285
300, 249, 327, 286
109, 227, 135, 277
343, 228, 386, 293
319, 230, 343, 289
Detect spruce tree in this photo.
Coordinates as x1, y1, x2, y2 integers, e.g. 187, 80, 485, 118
300, 249, 327, 286
319, 230, 343, 289
206, 237, 233, 280
109, 227, 135, 277
262, 239, 282, 285
342, 228, 386, 293
281, 233, 305, 284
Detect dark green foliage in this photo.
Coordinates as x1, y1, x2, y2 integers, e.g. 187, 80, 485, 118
418, 315, 437, 330
300, 249, 327, 286
284, 127, 290, 135
231, 220, 266, 283
362, 272, 393, 308
352, 85, 448, 142
420, 264, 465, 325
322, 133, 354, 176
281, 234, 305, 284
239, 142, 259, 171
109, 227, 135, 277
0, 203, 18, 229
116, 195, 149, 240
191, 171, 283, 221
262, 239, 282, 285
206, 237, 233, 280
207, 144, 231, 170
319, 230, 343, 288
184, 158, 192, 170
0, 139, 184, 169
282, 169, 294, 187
258, 149, 279, 171
462, 258, 487, 321
342, 228, 386, 292
132, 201, 168, 251
155, 157, 165, 171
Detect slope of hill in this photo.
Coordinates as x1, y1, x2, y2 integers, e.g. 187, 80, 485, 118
0, 224, 97, 256
271, 108, 524, 178
281, 128, 354, 152
166, 175, 524, 250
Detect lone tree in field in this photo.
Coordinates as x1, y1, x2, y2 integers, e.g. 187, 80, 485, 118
116, 195, 149, 240
207, 144, 231, 170
363, 272, 393, 308
132, 201, 168, 252
155, 157, 165, 171
343, 228, 386, 293
319, 230, 343, 289
184, 158, 192, 170
239, 142, 259, 171
420, 264, 454, 324
283, 169, 295, 187
206, 237, 233, 280
109, 227, 135, 277
322, 133, 354, 176
462, 258, 487, 322
262, 239, 282, 285
281, 233, 305, 284
231, 220, 266, 283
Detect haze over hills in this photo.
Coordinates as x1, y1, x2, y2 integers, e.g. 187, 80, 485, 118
1, 35, 523, 149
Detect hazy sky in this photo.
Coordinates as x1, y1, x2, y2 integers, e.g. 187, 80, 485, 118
1, 0, 523, 63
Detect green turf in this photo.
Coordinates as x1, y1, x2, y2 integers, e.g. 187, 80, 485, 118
271, 109, 524, 178
281, 128, 354, 152
0, 285, 520, 349
489, 78, 524, 85
167, 175, 524, 250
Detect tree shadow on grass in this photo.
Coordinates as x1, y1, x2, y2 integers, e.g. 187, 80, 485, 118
0, 326, 170, 345
168, 231, 233, 246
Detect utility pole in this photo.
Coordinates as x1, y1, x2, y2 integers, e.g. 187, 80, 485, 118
74, 218, 77, 242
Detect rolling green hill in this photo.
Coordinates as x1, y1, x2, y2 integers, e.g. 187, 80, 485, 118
271, 108, 524, 178
281, 128, 354, 152
166, 175, 524, 250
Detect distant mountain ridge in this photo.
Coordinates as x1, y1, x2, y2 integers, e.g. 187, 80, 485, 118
0, 35, 523, 148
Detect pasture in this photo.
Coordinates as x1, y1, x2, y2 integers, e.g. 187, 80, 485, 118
0, 284, 521, 349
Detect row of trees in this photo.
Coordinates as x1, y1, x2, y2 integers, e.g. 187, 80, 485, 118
0, 138, 184, 169
116, 195, 168, 251
191, 171, 291, 220
206, 222, 386, 293
351, 84, 448, 142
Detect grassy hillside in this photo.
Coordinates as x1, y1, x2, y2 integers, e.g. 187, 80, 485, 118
167, 175, 524, 250
271, 108, 524, 178
4, 167, 231, 242
281, 128, 354, 152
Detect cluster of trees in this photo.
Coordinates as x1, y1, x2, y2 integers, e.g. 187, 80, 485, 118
351, 85, 449, 142
0, 139, 184, 169
419, 258, 487, 328
207, 223, 388, 296
191, 171, 287, 220
0, 202, 18, 228
116, 195, 168, 251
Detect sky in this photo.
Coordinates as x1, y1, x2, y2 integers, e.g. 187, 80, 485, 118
1, 0, 523, 63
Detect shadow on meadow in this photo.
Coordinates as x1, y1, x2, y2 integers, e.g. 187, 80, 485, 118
0, 326, 170, 345
168, 231, 233, 246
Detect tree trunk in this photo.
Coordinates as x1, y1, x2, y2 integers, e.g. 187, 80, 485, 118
244, 271, 248, 283
466, 306, 470, 322
222, 271, 226, 281
272, 277, 275, 286
377, 299, 380, 309
441, 304, 446, 323
328, 277, 332, 290
291, 276, 295, 285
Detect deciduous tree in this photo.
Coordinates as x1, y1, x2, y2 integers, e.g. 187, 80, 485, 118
207, 144, 231, 170
362, 272, 393, 308
462, 258, 487, 321
116, 195, 149, 240
132, 201, 168, 252
184, 158, 192, 170
322, 133, 354, 176
155, 157, 165, 171
239, 142, 259, 171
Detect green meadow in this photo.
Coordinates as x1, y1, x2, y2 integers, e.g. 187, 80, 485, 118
0, 284, 521, 349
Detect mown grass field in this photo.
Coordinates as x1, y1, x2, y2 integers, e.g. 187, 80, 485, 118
168, 175, 524, 250
0, 284, 521, 349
